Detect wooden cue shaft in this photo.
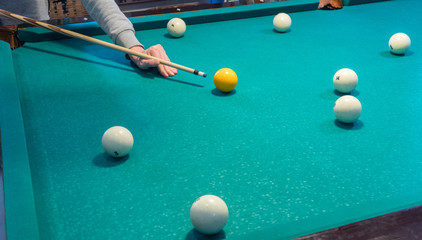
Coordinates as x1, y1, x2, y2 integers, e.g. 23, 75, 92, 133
0, 9, 207, 77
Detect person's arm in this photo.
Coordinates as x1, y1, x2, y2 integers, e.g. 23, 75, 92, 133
81, 0, 177, 77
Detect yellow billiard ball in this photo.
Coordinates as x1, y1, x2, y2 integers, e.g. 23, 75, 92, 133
213, 68, 238, 93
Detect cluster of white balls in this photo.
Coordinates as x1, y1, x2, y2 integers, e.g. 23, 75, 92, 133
272, 12, 362, 125
332, 68, 361, 124
332, 32, 411, 124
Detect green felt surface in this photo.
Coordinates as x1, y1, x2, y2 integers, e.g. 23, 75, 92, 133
2, 0, 422, 239
0, 42, 40, 240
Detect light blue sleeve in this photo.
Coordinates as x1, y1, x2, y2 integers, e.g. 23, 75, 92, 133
81, 0, 143, 48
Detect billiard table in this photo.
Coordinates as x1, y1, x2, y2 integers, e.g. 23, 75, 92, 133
1, 0, 422, 239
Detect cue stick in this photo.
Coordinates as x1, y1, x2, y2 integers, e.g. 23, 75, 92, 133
0, 9, 207, 78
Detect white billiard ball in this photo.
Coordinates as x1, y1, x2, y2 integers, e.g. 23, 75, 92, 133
333, 68, 358, 94
389, 33, 411, 55
167, 18, 186, 38
190, 195, 229, 235
273, 13, 291, 32
102, 126, 134, 157
334, 96, 362, 123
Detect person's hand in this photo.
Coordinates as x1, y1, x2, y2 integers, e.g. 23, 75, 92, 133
129, 44, 178, 77
318, 0, 343, 10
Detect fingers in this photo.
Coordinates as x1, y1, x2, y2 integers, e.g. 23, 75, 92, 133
158, 47, 178, 77
157, 59, 177, 77
146, 44, 177, 77
130, 44, 178, 77
137, 59, 160, 70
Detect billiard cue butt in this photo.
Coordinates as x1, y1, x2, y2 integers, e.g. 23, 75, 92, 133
0, 9, 207, 78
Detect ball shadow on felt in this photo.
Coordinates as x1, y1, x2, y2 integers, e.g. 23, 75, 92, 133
185, 229, 226, 240
211, 88, 236, 97
93, 153, 129, 168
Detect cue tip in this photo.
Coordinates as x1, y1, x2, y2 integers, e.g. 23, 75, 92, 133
196, 71, 207, 78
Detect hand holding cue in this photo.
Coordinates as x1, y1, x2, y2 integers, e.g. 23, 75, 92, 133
0, 9, 207, 77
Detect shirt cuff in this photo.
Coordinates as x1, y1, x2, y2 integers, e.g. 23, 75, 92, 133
115, 29, 143, 49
